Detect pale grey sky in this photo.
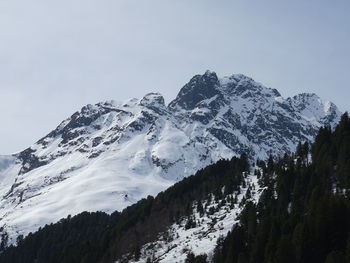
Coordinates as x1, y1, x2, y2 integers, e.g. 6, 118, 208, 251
0, 0, 349, 154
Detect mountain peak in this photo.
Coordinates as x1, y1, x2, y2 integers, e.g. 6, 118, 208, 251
168, 71, 219, 110
220, 74, 281, 98
203, 69, 218, 79
140, 92, 165, 108
289, 92, 338, 114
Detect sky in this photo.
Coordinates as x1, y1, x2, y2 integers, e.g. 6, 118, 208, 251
0, 0, 349, 154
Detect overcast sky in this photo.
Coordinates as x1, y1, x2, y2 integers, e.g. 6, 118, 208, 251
0, 0, 349, 154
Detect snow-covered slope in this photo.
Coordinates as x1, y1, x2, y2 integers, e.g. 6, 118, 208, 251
124, 170, 263, 263
0, 71, 341, 245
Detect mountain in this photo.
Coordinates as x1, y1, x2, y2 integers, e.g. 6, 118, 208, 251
2, 113, 350, 263
0, 71, 341, 245
0, 155, 258, 262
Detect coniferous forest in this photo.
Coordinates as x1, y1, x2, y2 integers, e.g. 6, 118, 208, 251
212, 113, 350, 263
0, 154, 249, 262
1, 113, 350, 262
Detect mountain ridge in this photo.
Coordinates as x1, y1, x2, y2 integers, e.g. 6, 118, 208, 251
2, 113, 350, 262
0, 70, 342, 245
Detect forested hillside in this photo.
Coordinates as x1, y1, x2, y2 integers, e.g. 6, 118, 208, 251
212, 113, 350, 263
0, 154, 249, 262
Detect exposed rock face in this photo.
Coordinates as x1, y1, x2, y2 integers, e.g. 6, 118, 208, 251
0, 71, 341, 245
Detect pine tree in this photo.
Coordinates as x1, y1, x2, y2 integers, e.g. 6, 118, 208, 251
274, 236, 296, 263
197, 200, 204, 217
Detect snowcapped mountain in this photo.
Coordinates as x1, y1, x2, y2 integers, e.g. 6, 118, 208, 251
0, 70, 341, 245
